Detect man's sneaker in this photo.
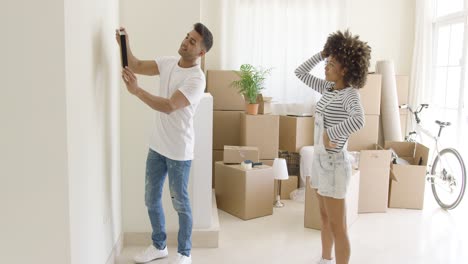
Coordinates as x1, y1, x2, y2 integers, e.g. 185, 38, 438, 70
172, 253, 192, 264
133, 245, 168, 263
318, 258, 335, 264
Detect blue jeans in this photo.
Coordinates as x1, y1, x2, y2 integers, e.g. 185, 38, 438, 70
145, 149, 192, 257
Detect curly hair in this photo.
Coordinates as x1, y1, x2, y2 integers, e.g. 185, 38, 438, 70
323, 30, 371, 89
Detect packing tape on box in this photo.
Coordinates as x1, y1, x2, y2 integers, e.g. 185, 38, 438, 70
241, 161, 252, 170
376, 60, 402, 142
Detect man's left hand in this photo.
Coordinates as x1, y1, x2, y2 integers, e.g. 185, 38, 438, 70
122, 67, 140, 95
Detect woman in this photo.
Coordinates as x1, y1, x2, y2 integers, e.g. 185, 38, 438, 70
295, 30, 371, 264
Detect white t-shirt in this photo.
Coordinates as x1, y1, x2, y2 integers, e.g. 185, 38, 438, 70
149, 56, 205, 161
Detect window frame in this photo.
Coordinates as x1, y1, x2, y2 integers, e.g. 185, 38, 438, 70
432, 0, 468, 112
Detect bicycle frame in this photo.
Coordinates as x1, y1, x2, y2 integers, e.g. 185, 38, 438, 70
403, 105, 441, 178
401, 104, 467, 209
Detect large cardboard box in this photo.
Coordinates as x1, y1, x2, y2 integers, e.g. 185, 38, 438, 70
240, 113, 279, 159
358, 147, 392, 213
212, 150, 224, 188
213, 111, 243, 150
223, 146, 259, 164
304, 170, 360, 230
207, 70, 245, 111
279, 116, 314, 153
358, 74, 381, 115
348, 114, 379, 151
215, 162, 274, 220
385, 141, 429, 209
273, 176, 299, 201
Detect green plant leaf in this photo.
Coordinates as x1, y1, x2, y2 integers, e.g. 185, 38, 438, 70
230, 64, 272, 104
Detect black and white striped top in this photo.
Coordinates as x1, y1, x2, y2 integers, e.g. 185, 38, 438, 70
295, 52, 365, 153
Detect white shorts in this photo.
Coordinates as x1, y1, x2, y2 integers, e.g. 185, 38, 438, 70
311, 151, 352, 199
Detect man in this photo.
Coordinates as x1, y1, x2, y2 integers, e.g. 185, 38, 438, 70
116, 23, 213, 264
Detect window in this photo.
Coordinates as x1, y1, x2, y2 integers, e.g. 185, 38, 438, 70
431, 0, 467, 148
220, 0, 346, 104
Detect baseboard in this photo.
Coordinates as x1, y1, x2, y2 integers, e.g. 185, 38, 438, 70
105, 233, 123, 264
124, 189, 220, 248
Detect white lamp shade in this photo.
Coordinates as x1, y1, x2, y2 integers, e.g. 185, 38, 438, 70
273, 158, 289, 180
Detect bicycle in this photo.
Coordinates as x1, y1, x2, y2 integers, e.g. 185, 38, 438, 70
399, 103, 466, 210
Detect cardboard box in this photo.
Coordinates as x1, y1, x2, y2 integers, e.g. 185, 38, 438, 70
215, 161, 274, 220
240, 113, 279, 159
273, 176, 299, 201
244, 94, 272, 115
258, 94, 272, 114
358, 74, 381, 115
279, 116, 314, 153
304, 170, 360, 230
207, 70, 245, 111
358, 147, 392, 213
213, 111, 243, 150
385, 141, 429, 209
223, 146, 259, 164
348, 114, 379, 151
212, 150, 224, 188
260, 160, 274, 166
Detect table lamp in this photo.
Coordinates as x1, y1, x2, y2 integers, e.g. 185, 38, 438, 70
273, 158, 289, 208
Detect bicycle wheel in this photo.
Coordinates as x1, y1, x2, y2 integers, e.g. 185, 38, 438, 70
431, 148, 466, 209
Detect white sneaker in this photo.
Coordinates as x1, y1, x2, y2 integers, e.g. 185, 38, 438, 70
133, 245, 168, 263
172, 253, 192, 264
318, 258, 335, 264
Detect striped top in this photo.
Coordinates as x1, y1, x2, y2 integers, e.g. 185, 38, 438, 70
295, 52, 365, 153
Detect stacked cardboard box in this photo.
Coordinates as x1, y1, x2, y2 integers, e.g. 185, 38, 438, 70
279, 116, 314, 153
240, 113, 279, 160
349, 74, 381, 151
223, 146, 259, 164
215, 161, 274, 220
208, 70, 245, 187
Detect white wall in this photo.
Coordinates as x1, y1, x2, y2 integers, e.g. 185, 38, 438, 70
1, 1, 71, 263
120, 0, 201, 233
347, 0, 415, 75
201, 0, 415, 75
1, 0, 122, 263
65, 0, 122, 263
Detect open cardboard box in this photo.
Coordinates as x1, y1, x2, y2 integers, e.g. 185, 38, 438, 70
358, 145, 392, 213
385, 141, 429, 210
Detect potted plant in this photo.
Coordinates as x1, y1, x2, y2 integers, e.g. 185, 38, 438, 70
231, 64, 272, 115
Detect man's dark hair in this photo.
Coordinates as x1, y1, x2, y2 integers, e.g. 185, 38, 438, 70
323, 30, 371, 89
194, 23, 213, 53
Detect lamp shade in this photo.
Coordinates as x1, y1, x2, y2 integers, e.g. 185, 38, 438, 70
273, 158, 289, 180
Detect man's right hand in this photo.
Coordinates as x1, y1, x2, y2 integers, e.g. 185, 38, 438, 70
115, 26, 159, 76
115, 27, 129, 47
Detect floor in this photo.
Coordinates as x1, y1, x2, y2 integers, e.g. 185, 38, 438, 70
117, 184, 468, 264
